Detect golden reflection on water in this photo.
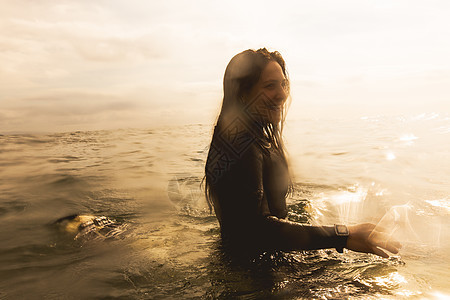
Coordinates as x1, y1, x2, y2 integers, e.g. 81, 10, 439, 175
385, 152, 396, 161
430, 291, 450, 299
362, 271, 407, 289
425, 199, 450, 214
399, 133, 418, 145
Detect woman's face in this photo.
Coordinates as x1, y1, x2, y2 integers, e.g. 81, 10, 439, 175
245, 61, 288, 124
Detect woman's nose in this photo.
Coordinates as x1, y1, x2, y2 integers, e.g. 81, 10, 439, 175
275, 86, 287, 104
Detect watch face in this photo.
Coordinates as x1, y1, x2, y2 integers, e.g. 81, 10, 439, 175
335, 224, 349, 236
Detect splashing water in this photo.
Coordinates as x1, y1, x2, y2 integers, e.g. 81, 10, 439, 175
375, 204, 443, 255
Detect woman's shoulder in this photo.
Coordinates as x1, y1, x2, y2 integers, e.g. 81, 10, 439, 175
206, 130, 266, 184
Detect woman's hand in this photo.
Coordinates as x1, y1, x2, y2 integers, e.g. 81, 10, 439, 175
346, 223, 402, 258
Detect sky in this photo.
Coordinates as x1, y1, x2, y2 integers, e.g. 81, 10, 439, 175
1, 0, 449, 133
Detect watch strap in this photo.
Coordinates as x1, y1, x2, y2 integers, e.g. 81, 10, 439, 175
334, 224, 349, 253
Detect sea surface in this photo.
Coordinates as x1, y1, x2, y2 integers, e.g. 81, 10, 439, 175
0, 113, 449, 299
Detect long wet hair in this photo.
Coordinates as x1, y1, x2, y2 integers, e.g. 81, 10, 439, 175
204, 48, 293, 212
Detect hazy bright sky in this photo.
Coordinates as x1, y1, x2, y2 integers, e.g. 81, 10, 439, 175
1, 0, 449, 132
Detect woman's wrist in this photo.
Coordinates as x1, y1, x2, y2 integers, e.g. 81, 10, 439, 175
334, 224, 349, 253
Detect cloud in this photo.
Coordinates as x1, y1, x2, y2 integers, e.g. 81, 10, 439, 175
0, 0, 449, 132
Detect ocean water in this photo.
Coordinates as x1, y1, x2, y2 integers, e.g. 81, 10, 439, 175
0, 113, 449, 299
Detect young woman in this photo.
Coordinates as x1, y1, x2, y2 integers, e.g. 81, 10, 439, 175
205, 48, 401, 257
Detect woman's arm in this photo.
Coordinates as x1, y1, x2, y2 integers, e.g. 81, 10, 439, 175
262, 215, 347, 251
262, 216, 401, 257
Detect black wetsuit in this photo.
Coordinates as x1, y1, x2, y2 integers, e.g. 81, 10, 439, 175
207, 129, 347, 253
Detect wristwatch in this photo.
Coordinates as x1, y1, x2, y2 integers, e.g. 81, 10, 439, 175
334, 224, 349, 253
335, 224, 349, 236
